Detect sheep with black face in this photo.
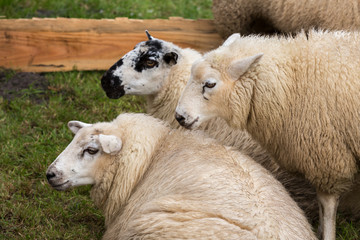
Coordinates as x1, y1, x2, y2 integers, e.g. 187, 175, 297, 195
101, 31, 179, 99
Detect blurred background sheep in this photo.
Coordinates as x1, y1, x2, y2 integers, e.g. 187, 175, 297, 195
212, 0, 360, 38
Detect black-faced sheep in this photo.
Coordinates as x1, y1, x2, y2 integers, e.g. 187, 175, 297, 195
212, 0, 360, 38
46, 113, 316, 239
100, 32, 320, 221
175, 31, 360, 240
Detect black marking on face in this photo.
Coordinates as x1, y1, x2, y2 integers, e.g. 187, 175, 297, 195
109, 58, 123, 71
134, 53, 159, 72
145, 40, 162, 51
101, 58, 125, 99
134, 40, 164, 72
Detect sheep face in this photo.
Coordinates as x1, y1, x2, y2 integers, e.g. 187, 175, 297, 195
46, 121, 122, 191
176, 43, 263, 129
101, 37, 178, 99
175, 59, 227, 129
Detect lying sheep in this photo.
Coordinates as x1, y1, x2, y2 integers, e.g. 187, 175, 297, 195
213, 0, 360, 38
46, 113, 316, 239
100, 32, 319, 221
175, 31, 360, 240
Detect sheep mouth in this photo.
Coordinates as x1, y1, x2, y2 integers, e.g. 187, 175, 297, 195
182, 117, 199, 130
50, 180, 71, 191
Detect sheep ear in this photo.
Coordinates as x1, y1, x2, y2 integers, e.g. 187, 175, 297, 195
164, 52, 178, 65
99, 134, 122, 155
222, 33, 240, 47
228, 53, 263, 81
68, 121, 92, 134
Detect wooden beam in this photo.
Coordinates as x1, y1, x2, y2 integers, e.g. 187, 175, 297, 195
0, 17, 223, 72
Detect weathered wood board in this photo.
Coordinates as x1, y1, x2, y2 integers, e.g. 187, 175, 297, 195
0, 17, 223, 72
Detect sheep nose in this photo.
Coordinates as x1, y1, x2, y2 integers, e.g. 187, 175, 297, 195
46, 172, 56, 181
101, 72, 115, 88
175, 112, 186, 126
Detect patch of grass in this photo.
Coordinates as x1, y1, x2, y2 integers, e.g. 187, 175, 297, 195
0, 0, 213, 19
0, 70, 144, 239
336, 216, 360, 240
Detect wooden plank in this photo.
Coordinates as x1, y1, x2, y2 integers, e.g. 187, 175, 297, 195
0, 17, 223, 72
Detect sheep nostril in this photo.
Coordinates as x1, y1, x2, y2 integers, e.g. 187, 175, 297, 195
175, 112, 186, 125
46, 172, 56, 181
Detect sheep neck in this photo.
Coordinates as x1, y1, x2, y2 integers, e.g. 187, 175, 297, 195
90, 122, 170, 227
232, 55, 293, 160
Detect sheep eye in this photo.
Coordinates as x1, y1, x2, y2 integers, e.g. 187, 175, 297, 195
146, 60, 156, 67
85, 147, 99, 155
202, 80, 217, 98
204, 82, 216, 89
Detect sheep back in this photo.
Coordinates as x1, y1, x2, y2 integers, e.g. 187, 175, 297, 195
213, 0, 360, 38
210, 30, 360, 194
91, 114, 316, 239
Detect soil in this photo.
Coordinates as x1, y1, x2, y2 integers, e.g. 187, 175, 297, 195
0, 69, 49, 103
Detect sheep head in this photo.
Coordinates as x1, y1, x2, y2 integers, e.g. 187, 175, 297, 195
46, 121, 122, 191
175, 34, 263, 129
101, 31, 179, 99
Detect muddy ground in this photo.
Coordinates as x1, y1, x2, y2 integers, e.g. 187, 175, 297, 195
0, 70, 49, 103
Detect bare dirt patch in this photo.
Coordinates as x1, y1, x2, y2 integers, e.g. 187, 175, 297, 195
0, 69, 49, 103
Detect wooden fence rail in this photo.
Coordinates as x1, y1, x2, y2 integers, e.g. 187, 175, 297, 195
0, 17, 223, 72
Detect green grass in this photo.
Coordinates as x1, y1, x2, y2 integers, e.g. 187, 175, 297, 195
0, 70, 145, 239
0, 0, 213, 19
1, 0, 359, 239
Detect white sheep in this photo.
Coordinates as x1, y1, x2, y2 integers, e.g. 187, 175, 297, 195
100, 32, 320, 221
46, 113, 317, 239
100, 32, 360, 223
175, 30, 360, 240
212, 0, 360, 38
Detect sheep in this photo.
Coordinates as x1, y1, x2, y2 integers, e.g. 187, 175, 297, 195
100, 32, 360, 223
175, 30, 360, 240
46, 113, 317, 240
212, 0, 360, 38
100, 31, 320, 221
